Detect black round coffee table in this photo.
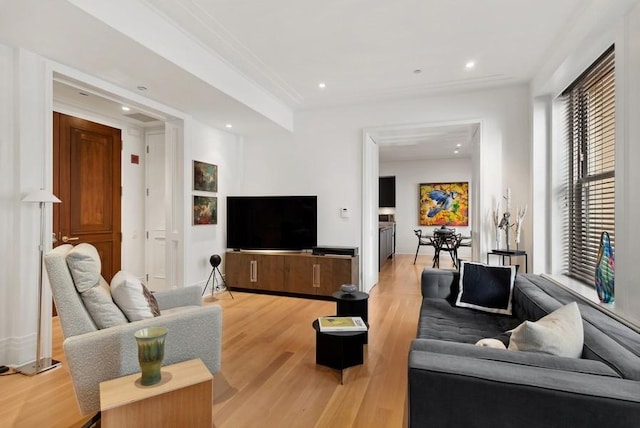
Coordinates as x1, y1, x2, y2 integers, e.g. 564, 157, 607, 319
312, 318, 368, 384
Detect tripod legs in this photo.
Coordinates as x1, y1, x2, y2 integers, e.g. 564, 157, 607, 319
201, 266, 234, 299
201, 267, 215, 296
215, 266, 233, 299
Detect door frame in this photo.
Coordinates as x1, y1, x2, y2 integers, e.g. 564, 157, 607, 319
362, 120, 484, 291
42, 62, 188, 352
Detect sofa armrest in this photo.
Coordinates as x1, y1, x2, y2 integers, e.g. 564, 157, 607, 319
63, 305, 222, 415
420, 268, 458, 299
408, 340, 640, 428
153, 285, 202, 310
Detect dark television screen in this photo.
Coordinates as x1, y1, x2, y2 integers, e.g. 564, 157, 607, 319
226, 196, 317, 250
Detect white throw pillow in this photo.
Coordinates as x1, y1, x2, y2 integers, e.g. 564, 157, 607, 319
508, 302, 584, 358
111, 270, 160, 321
66, 243, 127, 328
66, 243, 102, 293
475, 338, 507, 349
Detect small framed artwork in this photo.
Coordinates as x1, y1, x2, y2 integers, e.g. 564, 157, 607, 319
193, 196, 217, 225
193, 160, 218, 192
419, 182, 469, 226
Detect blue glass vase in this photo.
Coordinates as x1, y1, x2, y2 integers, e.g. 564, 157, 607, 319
595, 231, 614, 303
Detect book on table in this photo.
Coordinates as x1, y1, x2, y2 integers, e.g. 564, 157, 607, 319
318, 316, 367, 332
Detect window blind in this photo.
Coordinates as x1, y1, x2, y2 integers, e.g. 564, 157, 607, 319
559, 46, 615, 285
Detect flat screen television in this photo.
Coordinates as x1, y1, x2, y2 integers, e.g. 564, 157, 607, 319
226, 196, 317, 250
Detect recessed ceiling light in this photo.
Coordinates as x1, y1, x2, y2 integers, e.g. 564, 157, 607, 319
454, 149, 460, 154
121, 106, 130, 111
318, 82, 326, 89
465, 61, 475, 69
137, 86, 147, 91
413, 69, 422, 74
456, 143, 462, 147
225, 124, 233, 128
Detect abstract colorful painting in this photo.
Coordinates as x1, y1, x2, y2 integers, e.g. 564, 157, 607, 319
193, 196, 217, 225
419, 182, 469, 226
193, 160, 218, 192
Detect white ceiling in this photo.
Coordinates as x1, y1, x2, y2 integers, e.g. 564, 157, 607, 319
143, 0, 588, 109
375, 123, 478, 161
1, 0, 637, 154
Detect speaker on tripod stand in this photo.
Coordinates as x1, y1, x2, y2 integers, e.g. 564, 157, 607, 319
202, 254, 234, 299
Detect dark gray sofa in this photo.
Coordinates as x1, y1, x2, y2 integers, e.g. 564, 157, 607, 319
408, 268, 640, 428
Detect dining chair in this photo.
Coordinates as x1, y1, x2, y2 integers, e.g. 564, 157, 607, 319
413, 229, 434, 264
432, 229, 461, 269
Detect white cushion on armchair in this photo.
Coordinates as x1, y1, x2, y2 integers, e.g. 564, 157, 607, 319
65, 243, 127, 328
111, 270, 160, 321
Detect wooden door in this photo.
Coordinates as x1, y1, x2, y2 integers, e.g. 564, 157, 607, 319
53, 112, 122, 282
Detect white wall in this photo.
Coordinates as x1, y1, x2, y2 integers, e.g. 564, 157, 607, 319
184, 118, 243, 290
242, 85, 531, 272
617, 0, 640, 326
531, 1, 640, 325
0, 44, 19, 364
0, 47, 51, 365
380, 158, 472, 256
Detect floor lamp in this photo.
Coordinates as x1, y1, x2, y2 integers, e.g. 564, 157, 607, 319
17, 189, 62, 375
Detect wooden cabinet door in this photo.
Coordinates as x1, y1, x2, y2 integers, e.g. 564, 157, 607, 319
315, 256, 359, 297
253, 254, 284, 291
225, 252, 252, 288
225, 252, 284, 290
283, 256, 316, 294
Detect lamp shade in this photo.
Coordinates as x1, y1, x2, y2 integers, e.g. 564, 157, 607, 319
22, 189, 61, 204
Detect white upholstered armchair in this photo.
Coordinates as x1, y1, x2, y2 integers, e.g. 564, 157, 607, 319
44, 244, 222, 415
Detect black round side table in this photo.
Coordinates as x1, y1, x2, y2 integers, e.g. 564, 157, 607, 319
332, 290, 369, 343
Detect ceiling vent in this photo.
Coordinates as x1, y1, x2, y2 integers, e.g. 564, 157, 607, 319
123, 112, 158, 123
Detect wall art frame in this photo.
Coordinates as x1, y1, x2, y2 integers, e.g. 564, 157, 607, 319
193, 195, 217, 225
419, 181, 469, 226
193, 160, 218, 192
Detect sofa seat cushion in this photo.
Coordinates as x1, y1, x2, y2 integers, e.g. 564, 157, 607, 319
418, 298, 521, 344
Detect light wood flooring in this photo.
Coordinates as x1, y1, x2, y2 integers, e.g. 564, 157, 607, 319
0, 254, 444, 428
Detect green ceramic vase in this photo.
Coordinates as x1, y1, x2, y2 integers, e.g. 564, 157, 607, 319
134, 326, 168, 386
